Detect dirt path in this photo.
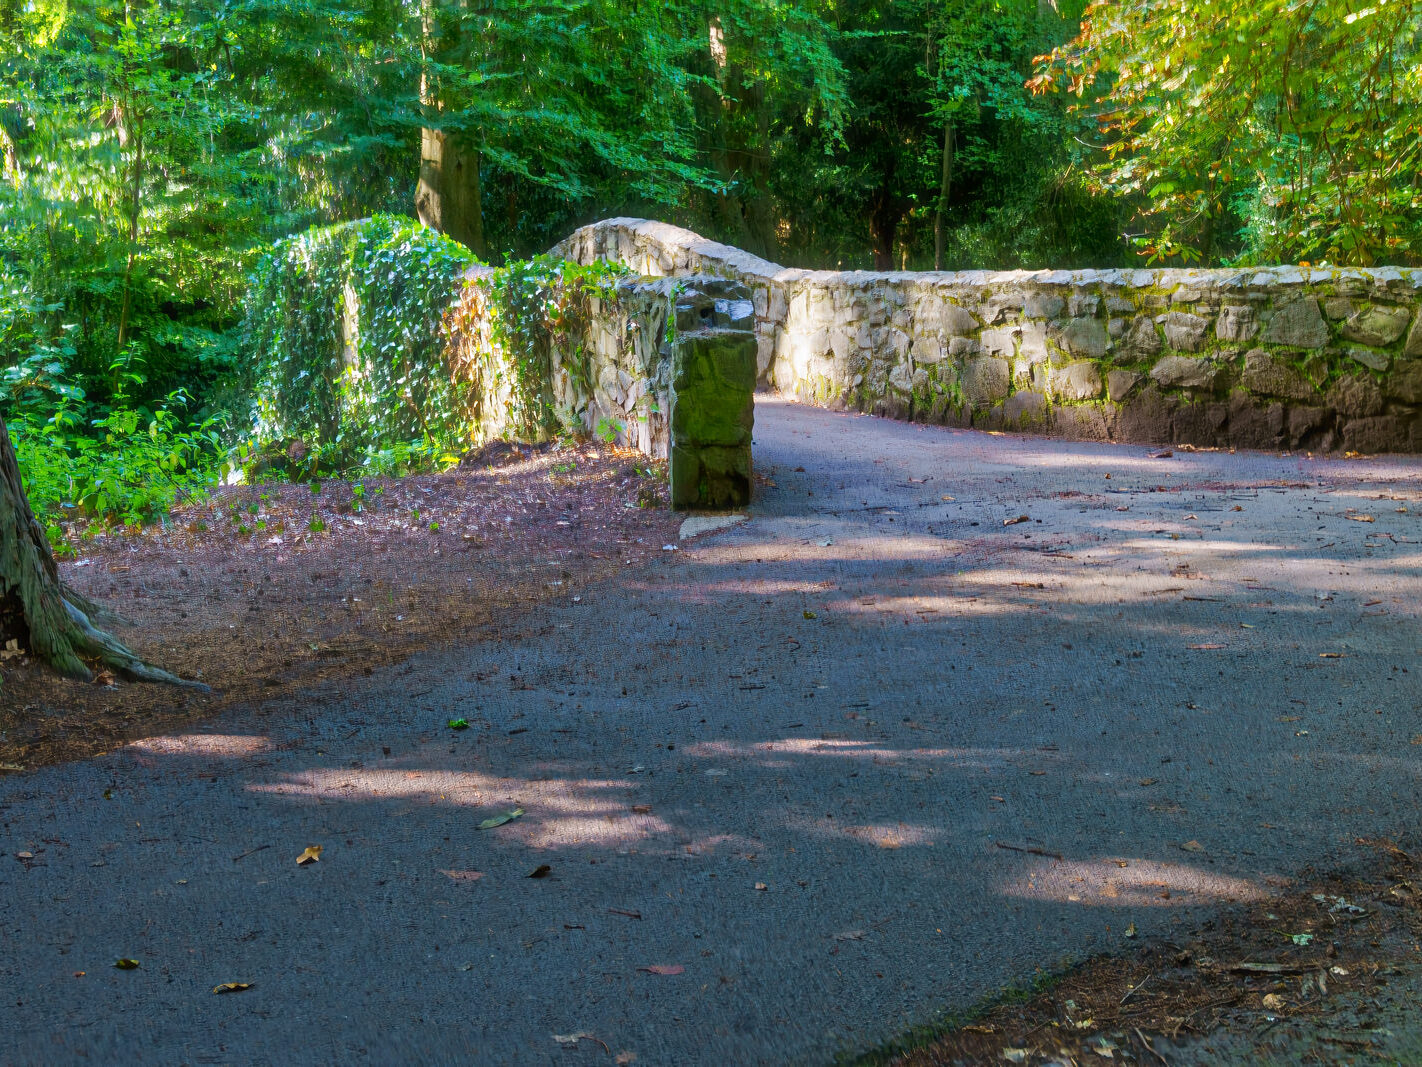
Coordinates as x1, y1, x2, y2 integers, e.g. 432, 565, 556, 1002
1, 441, 679, 767
3, 397, 1422, 1064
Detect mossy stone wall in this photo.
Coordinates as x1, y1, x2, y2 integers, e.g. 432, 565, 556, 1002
557, 218, 1422, 453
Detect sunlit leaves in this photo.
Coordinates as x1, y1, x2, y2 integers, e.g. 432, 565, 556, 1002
1034, 0, 1422, 265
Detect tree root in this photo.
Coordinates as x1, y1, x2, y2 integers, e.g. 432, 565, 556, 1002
60, 597, 210, 690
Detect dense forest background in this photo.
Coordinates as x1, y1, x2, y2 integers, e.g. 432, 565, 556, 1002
2, 0, 1420, 536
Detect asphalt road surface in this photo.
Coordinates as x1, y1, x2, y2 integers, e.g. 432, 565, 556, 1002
4, 397, 1421, 1065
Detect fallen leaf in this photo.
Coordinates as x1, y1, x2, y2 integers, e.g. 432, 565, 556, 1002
754, 882, 768, 891
1002, 1050, 1029, 1064
631, 805, 652, 814
296, 845, 322, 865
1138, 778, 1158, 786
1347, 514, 1375, 523
527, 864, 551, 879
15, 851, 33, 860
1262, 993, 1286, 1011
553, 1033, 594, 1049
940, 495, 955, 502
1004, 514, 1030, 526
478, 808, 524, 830
212, 982, 253, 994
114, 959, 140, 970
1149, 450, 1173, 459
803, 610, 818, 620
1318, 652, 1346, 658
1187, 643, 1226, 650
1124, 923, 1137, 938
73, 972, 84, 978
440, 870, 484, 882
835, 930, 866, 941
1180, 840, 1205, 852
0, 762, 25, 773
615, 1053, 637, 1065
1092, 1036, 1119, 1058
447, 718, 470, 730
637, 964, 684, 975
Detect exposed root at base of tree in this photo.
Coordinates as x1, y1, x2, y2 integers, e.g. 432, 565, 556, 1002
56, 595, 208, 689
1, 418, 201, 691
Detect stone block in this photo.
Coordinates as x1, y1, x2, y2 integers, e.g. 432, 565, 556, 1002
1018, 322, 1050, 363
940, 303, 980, 336
1060, 317, 1110, 359
668, 329, 756, 510
1115, 387, 1176, 444
1226, 396, 1286, 449
1173, 401, 1230, 445
1150, 355, 1220, 391
1051, 361, 1104, 401
1002, 390, 1048, 426
1406, 313, 1422, 358
670, 443, 751, 510
1262, 296, 1329, 348
1023, 293, 1064, 319
1107, 369, 1143, 402
1121, 316, 1163, 360
948, 336, 981, 358
979, 327, 1016, 359
1341, 305, 1411, 346
1240, 349, 1317, 401
1287, 405, 1331, 447
1068, 293, 1099, 317
1216, 304, 1258, 343
1387, 361, 1422, 403
1057, 403, 1113, 442
1342, 416, 1407, 454
962, 357, 1011, 406
1164, 311, 1211, 351
1347, 347, 1390, 372
1326, 373, 1385, 418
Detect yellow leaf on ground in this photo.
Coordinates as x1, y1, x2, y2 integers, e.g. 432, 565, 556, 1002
296, 845, 322, 865
212, 982, 253, 994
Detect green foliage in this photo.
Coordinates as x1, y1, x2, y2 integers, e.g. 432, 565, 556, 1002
244, 214, 475, 472
1033, 0, 1422, 266
8, 394, 227, 531
480, 255, 628, 440
242, 217, 629, 474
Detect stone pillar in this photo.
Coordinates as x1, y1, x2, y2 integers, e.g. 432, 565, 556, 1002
668, 282, 756, 509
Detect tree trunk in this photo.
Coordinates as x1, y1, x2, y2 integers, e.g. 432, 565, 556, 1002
415, 127, 485, 258
933, 122, 954, 270
0, 420, 198, 688
870, 187, 902, 272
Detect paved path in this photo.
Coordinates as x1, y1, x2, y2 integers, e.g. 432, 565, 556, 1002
5, 398, 1422, 1065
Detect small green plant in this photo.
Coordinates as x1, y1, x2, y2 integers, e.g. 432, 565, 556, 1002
308, 516, 326, 533
351, 483, 366, 511
596, 417, 623, 444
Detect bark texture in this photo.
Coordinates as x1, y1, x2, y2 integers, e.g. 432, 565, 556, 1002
0, 421, 198, 687
415, 127, 485, 258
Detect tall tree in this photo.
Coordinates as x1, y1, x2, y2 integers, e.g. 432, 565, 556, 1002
1031, 0, 1422, 265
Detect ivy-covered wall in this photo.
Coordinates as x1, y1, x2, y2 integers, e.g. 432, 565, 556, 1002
241, 216, 674, 470
240, 217, 757, 509
557, 218, 1422, 454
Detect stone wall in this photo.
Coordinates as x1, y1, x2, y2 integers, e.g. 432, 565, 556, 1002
555, 218, 1422, 453
445, 270, 754, 507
